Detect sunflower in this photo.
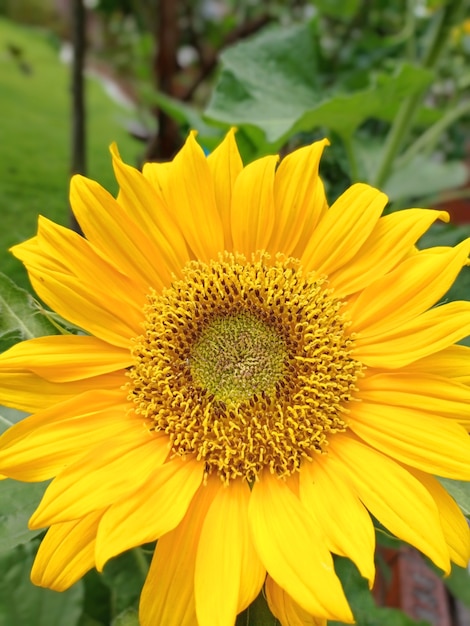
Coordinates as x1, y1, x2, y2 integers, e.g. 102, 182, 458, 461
1, 130, 470, 626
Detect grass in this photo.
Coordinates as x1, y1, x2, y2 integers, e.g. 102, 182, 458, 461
0, 17, 142, 289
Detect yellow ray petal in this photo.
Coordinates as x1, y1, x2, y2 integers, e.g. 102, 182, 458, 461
139, 480, 220, 626
348, 401, 470, 480
401, 344, 470, 383
0, 369, 125, 413
299, 458, 375, 584
195, 478, 265, 625
249, 472, 353, 622
0, 391, 129, 481
12, 234, 142, 347
163, 132, 225, 261
25, 268, 135, 349
32, 510, 102, 591
34, 214, 146, 318
29, 428, 168, 528
95, 456, 202, 570
70, 175, 170, 291
231, 155, 279, 256
408, 468, 470, 567
265, 576, 326, 626
269, 139, 329, 257
354, 301, 470, 368
207, 128, 244, 251
301, 184, 387, 275
329, 208, 448, 297
349, 240, 470, 335
328, 434, 450, 573
0, 335, 130, 382
110, 143, 190, 275
359, 372, 470, 426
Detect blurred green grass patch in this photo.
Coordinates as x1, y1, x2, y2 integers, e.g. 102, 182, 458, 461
0, 17, 140, 289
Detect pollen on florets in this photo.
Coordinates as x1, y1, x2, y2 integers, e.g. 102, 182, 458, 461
127, 252, 362, 483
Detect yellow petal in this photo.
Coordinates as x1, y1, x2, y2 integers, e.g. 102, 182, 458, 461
139, 480, 220, 626
231, 155, 279, 256
270, 139, 329, 257
33, 214, 146, 321
359, 372, 470, 426
207, 128, 244, 251
265, 576, 326, 626
348, 400, 470, 479
110, 143, 190, 276
299, 458, 375, 584
409, 468, 470, 567
329, 208, 448, 297
249, 472, 353, 622
0, 390, 129, 481
0, 335, 130, 382
328, 434, 450, 573
0, 369, 125, 413
349, 239, 470, 335
70, 174, 170, 291
195, 478, 265, 626
301, 184, 387, 275
95, 456, 202, 570
163, 132, 225, 261
354, 301, 470, 368
12, 229, 143, 347
31, 511, 102, 591
401, 344, 470, 383
29, 428, 168, 528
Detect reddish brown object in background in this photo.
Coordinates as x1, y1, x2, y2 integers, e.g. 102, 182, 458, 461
441, 195, 470, 224
436, 159, 470, 224
373, 547, 452, 625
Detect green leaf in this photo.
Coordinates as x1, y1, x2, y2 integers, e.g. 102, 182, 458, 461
236, 590, 279, 626
330, 557, 431, 626
0, 478, 49, 553
0, 542, 84, 626
0, 272, 58, 352
0, 407, 29, 431
206, 21, 434, 145
101, 549, 149, 616
353, 139, 468, 200
384, 157, 467, 202
112, 608, 140, 626
442, 564, 470, 608
78, 569, 112, 626
437, 477, 470, 515
314, 0, 361, 19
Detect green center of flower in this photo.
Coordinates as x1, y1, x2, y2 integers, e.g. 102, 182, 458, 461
190, 313, 287, 405
127, 252, 362, 483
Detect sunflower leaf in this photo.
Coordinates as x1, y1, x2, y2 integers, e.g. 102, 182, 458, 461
205, 21, 435, 145
101, 550, 148, 616
0, 478, 49, 553
0, 542, 84, 626
0, 272, 58, 352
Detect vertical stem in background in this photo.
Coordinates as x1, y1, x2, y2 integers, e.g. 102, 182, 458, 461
70, 0, 86, 233
145, 0, 181, 161
371, 0, 465, 189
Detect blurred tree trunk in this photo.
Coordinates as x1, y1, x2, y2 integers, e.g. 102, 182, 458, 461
144, 0, 181, 161
70, 0, 86, 233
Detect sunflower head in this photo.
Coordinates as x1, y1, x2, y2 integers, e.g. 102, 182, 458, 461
1, 129, 470, 626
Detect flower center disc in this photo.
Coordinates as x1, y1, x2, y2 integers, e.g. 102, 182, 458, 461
128, 253, 362, 483
190, 313, 287, 405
